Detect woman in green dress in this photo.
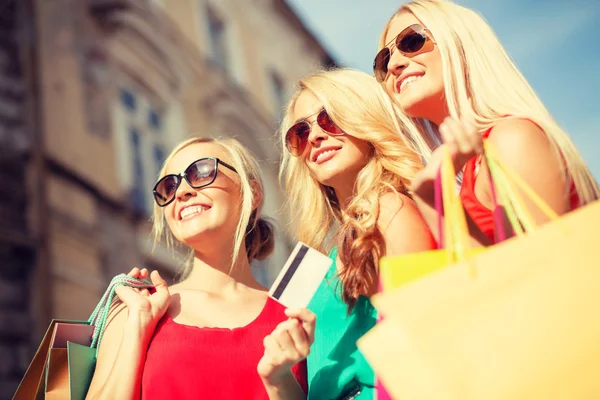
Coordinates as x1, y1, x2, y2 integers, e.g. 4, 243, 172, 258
277, 68, 437, 399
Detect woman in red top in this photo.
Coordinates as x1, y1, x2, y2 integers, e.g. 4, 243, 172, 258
373, 0, 599, 244
86, 137, 311, 400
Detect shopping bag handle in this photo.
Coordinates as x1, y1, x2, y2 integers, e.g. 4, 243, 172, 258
87, 274, 154, 356
434, 148, 471, 263
484, 141, 560, 235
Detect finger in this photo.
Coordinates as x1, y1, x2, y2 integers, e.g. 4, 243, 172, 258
273, 328, 297, 359
263, 334, 281, 353
461, 118, 483, 154
115, 286, 139, 307
127, 267, 140, 278
285, 308, 316, 343
140, 268, 149, 280
286, 320, 310, 358
261, 336, 285, 369
445, 118, 471, 154
151, 271, 169, 294
439, 120, 458, 155
140, 289, 150, 297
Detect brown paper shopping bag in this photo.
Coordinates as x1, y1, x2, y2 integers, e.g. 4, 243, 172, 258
359, 144, 600, 399
13, 276, 153, 400
12, 320, 91, 400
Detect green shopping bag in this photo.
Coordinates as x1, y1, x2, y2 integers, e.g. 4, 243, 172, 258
13, 275, 153, 400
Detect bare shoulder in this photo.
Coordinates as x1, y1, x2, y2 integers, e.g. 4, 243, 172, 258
487, 118, 554, 159
378, 191, 436, 254
377, 191, 423, 227
379, 191, 417, 215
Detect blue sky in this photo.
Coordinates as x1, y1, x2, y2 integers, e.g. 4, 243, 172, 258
287, 0, 600, 179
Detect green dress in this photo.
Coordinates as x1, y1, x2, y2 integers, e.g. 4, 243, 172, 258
306, 247, 377, 399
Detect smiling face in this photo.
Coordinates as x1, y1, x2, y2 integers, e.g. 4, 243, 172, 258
162, 142, 241, 250
382, 12, 446, 123
291, 90, 372, 191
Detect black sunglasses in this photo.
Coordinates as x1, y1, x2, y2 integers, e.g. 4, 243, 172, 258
285, 109, 344, 157
373, 24, 434, 83
153, 157, 238, 207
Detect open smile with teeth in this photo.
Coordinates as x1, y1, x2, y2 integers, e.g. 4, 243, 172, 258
400, 75, 423, 92
180, 205, 211, 220
315, 149, 339, 163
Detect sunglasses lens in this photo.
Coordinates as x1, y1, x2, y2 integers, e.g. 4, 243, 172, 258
286, 122, 310, 157
187, 159, 216, 187
317, 110, 343, 135
397, 27, 427, 54
373, 48, 390, 83
154, 175, 179, 206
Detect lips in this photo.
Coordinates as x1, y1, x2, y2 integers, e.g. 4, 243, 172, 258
311, 146, 342, 163
179, 204, 211, 220
395, 72, 425, 93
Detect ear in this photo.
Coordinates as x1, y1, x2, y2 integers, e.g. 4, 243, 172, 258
250, 179, 263, 213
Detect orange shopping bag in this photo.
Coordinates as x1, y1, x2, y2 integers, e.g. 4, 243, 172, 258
359, 144, 600, 399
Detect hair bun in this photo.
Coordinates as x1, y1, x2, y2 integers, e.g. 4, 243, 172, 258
246, 217, 275, 261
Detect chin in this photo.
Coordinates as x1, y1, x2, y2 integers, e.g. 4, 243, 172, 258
399, 86, 445, 120
313, 167, 344, 187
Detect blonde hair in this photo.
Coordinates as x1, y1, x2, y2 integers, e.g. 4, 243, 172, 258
379, 0, 599, 204
152, 137, 274, 278
280, 68, 431, 309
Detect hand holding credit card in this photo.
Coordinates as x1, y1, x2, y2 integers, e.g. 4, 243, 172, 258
268, 242, 332, 309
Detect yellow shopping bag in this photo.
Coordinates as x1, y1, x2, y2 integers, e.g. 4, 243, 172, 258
359, 143, 600, 399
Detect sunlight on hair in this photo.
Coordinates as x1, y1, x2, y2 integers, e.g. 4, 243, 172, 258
378, 0, 599, 204
279, 68, 431, 308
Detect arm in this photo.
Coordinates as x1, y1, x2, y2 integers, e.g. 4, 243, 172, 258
262, 372, 306, 400
86, 269, 170, 400
85, 303, 150, 400
258, 308, 315, 400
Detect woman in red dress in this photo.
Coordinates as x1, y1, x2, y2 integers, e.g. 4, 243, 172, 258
374, 0, 599, 244
86, 137, 311, 400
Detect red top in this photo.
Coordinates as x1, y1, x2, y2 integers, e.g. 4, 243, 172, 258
141, 297, 308, 400
460, 123, 580, 243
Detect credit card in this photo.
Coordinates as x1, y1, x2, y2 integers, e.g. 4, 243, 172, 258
269, 242, 332, 309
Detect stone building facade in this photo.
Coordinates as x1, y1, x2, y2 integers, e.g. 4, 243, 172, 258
0, 0, 335, 396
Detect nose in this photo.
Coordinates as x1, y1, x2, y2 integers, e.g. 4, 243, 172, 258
387, 47, 409, 79
307, 122, 328, 147
175, 176, 197, 201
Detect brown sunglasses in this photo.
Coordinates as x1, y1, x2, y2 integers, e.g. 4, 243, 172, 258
373, 24, 434, 83
285, 109, 344, 157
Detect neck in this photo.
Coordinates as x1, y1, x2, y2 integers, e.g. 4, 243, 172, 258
332, 181, 355, 211
428, 102, 450, 127
180, 242, 263, 294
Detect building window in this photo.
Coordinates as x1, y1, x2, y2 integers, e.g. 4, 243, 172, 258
206, 6, 228, 71
149, 109, 161, 130
269, 69, 286, 119
116, 86, 168, 215
130, 128, 147, 213
120, 88, 137, 111
153, 145, 166, 175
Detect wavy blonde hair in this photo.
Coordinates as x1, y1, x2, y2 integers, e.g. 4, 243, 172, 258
152, 137, 274, 279
280, 68, 432, 309
379, 0, 599, 204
